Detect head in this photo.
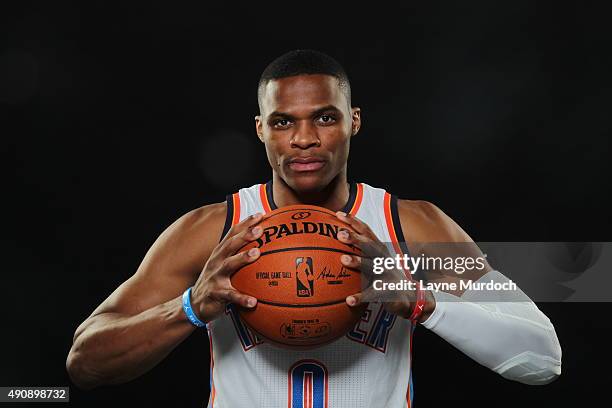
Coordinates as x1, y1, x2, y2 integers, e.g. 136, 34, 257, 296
255, 50, 361, 194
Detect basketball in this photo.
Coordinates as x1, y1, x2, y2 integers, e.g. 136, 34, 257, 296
231, 205, 366, 348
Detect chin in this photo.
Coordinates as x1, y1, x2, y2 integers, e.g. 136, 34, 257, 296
285, 172, 331, 194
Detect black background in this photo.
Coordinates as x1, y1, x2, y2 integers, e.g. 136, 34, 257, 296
3, 2, 611, 407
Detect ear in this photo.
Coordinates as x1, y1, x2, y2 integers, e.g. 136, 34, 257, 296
254, 115, 264, 143
350, 107, 361, 136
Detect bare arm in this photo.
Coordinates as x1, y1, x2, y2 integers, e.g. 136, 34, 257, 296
66, 204, 264, 389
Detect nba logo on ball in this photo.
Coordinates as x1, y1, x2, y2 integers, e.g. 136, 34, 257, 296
296, 257, 314, 297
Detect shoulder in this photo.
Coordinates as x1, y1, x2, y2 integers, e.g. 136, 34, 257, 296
137, 201, 228, 279
173, 202, 227, 236
396, 199, 473, 243
158, 201, 227, 251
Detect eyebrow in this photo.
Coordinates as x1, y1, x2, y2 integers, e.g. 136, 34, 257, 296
267, 105, 342, 120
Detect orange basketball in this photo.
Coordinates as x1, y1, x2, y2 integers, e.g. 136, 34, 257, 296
231, 205, 366, 348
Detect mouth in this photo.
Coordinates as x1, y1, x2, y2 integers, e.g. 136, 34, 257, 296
287, 156, 326, 172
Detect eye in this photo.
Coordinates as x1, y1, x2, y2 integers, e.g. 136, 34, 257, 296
273, 118, 292, 129
316, 114, 336, 125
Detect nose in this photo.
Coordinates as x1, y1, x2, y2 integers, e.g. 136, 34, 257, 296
290, 121, 321, 149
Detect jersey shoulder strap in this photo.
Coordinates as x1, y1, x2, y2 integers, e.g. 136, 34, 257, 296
355, 183, 408, 256
220, 183, 266, 240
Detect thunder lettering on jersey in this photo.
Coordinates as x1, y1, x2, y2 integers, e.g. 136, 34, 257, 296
207, 181, 415, 408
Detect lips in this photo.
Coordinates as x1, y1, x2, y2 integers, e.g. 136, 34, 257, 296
287, 157, 326, 172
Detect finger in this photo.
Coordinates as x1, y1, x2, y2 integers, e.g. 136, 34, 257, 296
340, 254, 375, 277
346, 289, 371, 307
337, 228, 387, 258
218, 247, 261, 276
346, 292, 362, 307
221, 212, 264, 243
336, 211, 377, 239
341, 254, 376, 289
220, 220, 265, 257
347, 285, 378, 307
218, 287, 257, 308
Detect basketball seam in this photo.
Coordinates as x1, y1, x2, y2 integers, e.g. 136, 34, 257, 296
259, 246, 360, 257
262, 207, 337, 218
234, 244, 361, 260
254, 298, 350, 308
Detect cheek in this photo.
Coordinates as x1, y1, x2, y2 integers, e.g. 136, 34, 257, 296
336, 141, 351, 164
263, 138, 283, 167
325, 131, 351, 157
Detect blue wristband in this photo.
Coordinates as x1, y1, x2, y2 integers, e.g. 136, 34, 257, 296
182, 287, 206, 328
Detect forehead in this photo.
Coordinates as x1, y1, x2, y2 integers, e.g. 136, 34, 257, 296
260, 74, 347, 115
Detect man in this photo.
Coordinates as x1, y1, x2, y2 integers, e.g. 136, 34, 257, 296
67, 50, 562, 407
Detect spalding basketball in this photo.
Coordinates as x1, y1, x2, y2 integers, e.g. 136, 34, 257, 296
231, 205, 365, 348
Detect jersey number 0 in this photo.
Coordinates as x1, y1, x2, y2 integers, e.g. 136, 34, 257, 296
288, 360, 328, 408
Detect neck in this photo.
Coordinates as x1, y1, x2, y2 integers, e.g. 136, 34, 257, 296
272, 171, 350, 212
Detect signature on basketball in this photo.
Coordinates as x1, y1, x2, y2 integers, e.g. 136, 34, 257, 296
316, 266, 351, 283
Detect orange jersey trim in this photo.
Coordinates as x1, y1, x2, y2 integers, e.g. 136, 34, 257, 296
348, 183, 364, 215
231, 193, 241, 226
259, 183, 273, 214
384, 192, 403, 256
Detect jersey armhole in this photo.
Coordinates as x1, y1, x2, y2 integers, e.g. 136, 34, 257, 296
390, 195, 426, 282
390, 194, 410, 255
220, 193, 240, 242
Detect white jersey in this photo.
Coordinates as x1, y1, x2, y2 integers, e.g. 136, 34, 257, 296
207, 182, 415, 408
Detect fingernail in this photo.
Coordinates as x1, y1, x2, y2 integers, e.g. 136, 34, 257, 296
336, 211, 347, 218
248, 248, 259, 257
338, 230, 349, 240
347, 296, 356, 306
247, 298, 257, 307
341, 254, 352, 263
252, 226, 262, 236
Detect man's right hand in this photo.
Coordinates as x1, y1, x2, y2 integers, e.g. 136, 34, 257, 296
190, 212, 264, 323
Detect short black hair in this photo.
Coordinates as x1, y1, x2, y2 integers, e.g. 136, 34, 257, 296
257, 49, 351, 111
